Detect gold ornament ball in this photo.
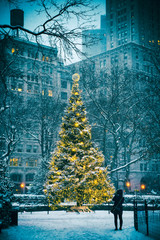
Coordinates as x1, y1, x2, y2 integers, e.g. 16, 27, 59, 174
72, 73, 80, 82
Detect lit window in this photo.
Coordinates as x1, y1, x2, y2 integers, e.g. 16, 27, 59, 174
48, 90, 53, 97
46, 56, 49, 61
17, 83, 23, 92
42, 56, 45, 61
12, 48, 15, 53
42, 90, 44, 95
10, 158, 21, 166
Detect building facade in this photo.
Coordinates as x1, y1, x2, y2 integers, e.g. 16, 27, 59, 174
68, 40, 160, 193
0, 36, 71, 193
106, 0, 160, 50
82, 28, 107, 58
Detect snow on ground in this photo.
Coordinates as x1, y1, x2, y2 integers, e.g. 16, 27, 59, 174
1, 211, 153, 240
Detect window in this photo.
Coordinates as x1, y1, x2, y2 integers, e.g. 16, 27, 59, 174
27, 84, 32, 93
17, 144, 23, 153
11, 82, 16, 90
33, 145, 38, 153
35, 76, 38, 83
61, 81, 67, 89
12, 48, 15, 53
18, 83, 23, 92
26, 145, 32, 153
10, 158, 22, 166
27, 74, 31, 81
26, 160, 37, 167
140, 163, 147, 171
26, 173, 35, 181
11, 173, 22, 182
61, 92, 67, 100
48, 90, 53, 97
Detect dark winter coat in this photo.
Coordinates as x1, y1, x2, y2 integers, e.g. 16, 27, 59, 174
112, 192, 124, 215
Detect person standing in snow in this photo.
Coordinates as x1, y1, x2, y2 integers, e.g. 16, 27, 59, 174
112, 189, 124, 230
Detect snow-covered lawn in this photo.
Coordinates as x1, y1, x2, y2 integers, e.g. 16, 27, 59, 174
1, 211, 153, 240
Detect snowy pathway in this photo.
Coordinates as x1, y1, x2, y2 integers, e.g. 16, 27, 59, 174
1, 211, 153, 240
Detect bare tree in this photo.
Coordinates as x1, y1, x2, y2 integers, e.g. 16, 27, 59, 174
70, 62, 157, 189
24, 93, 65, 194
0, 0, 99, 60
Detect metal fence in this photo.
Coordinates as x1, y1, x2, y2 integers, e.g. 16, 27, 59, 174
134, 200, 160, 239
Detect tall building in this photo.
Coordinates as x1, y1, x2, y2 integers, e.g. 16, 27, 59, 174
106, 0, 160, 50
82, 15, 107, 58
68, 41, 160, 192
68, 0, 160, 192
0, 35, 71, 193
82, 29, 107, 58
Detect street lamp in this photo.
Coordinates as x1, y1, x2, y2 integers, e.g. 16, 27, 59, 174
20, 182, 25, 194
126, 181, 131, 188
141, 184, 146, 190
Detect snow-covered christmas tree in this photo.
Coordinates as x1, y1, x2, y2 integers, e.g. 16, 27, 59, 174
44, 73, 114, 208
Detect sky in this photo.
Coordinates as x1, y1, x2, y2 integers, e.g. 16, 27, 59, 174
0, 0, 106, 29
0, 0, 106, 63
